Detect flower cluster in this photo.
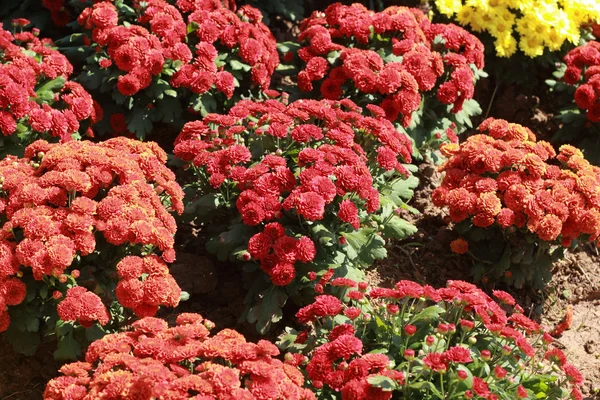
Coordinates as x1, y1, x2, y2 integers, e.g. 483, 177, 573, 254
75, 0, 278, 136
562, 40, 600, 122
172, 3, 279, 94
294, 3, 484, 128
57, 287, 110, 328
283, 279, 583, 399
433, 118, 600, 287
44, 313, 315, 399
0, 138, 184, 356
78, 0, 187, 98
0, 23, 100, 146
176, 98, 417, 331
176, 99, 412, 284
247, 223, 316, 286
435, 0, 600, 58
115, 255, 181, 318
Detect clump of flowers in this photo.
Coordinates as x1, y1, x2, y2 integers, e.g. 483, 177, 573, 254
281, 279, 584, 399
44, 313, 316, 399
175, 98, 418, 332
432, 117, 600, 288
0, 137, 184, 358
288, 3, 485, 160
435, 0, 600, 58
0, 21, 101, 150
563, 41, 600, 123
74, 0, 278, 137
548, 41, 600, 163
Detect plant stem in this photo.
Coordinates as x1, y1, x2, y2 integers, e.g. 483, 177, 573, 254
484, 82, 500, 120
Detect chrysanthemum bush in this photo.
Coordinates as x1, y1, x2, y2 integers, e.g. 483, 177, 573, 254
435, 0, 599, 59
44, 312, 316, 399
548, 40, 600, 162
0, 137, 184, 359
279, 279, 584, 399
0, 21, 101, 154
70, 0, 278, 137
283, 3, 486, 162
432, 117, 600, 289
175, 98, 418, 332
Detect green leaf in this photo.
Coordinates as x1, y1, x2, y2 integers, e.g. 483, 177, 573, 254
192, 94, 218, 117
77, 65, 103, 90
408, 381, 443, 397
367, 375, 397, 391
277, 41, 301, 53
246, 287, 288, 334
85, 324, 106, 342
184, 193, 220, 220
381, 215, 417, 240
206, 223, 256, 261
310, 223, 336, 247
54, 332, 82, 360
327, 50, 341, 64
230, 60, 251, 71
35, 76, 66, 94
342, 229, 387, 266
411, 305, 445, 323
153, 97, 182, 123
55, 320, 74, 336
127, 108, 153, 138
277, 327, 306, 352
381, 176, 419, 207
5, 327, 40, 356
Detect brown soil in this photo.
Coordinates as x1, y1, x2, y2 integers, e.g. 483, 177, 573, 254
0, 337, 60, 399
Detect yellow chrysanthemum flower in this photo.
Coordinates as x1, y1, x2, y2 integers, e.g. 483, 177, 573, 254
456, 5, 476, 26
437, 0, 463, 16
494, 32, 517, 57
435, 0, 600, 57
519, 35, 545, 57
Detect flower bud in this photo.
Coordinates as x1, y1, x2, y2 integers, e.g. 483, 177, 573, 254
404, 324, 417, 336
536, 361, 545, 370
457, 370, 468, 380
464, 390, 473, 399
494, 365, 507, 379
425, 335, 435, 346
71, 269, 80, 279
387, 304, 399, 314
481, 350, 491, 361
468, 336, 477, 345
404, 349, 415, 360
460, 319, 474, 331
204, 320, 216, 330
